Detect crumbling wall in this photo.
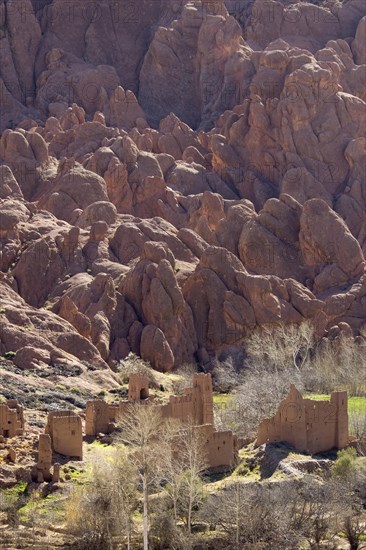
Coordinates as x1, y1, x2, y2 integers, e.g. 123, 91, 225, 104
34, 434, 60, 483
164, 391, 195, 422
256, 385, 349, 454
208, 429, 236, 469
128, 373, 149, 401
108, 404, 120, 423
163, 375, 233, 469
192, 373, 214, 426
37, 433, 52, 471
193, 424, 236, 469
160, 373, 214, 426
0, 399, 24, 437
85, 399, 122, 436
46, 411, 83, 459
85, 400, 109, 436
304, 391, 349, 453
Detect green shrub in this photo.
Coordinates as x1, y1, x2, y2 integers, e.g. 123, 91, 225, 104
117, 353, 157, 386
331, 447, 357, 477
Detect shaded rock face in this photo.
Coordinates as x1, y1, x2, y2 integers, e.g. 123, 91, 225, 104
0, 0, 365, 372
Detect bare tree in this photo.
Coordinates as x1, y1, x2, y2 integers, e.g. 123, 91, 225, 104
302, 335, 366, 395
171, 363, 197, 394
111, 447, 139, 549
245, 321, 314, 373
349, 412, 366, 444
164, 422, 208, 534
331, 457, 366, 550
65, 447, 138, 550
117, 352, 158, 387
200, 482, 248, 549
343, 515, 364, 550
200, 481, 299, 549
118, 404, 169, 550
149, 505, 192, 550
283, 475, 359, 550
211, 356, 243, 393
217, 367, 303, 438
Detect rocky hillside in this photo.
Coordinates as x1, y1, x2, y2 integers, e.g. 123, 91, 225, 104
0, 0, 365, 375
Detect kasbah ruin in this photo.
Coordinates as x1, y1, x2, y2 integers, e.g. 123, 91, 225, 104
0, 373, 350, 482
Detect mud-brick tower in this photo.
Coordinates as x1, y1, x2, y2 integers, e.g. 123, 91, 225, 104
192, 373, 214, 426
128, 373, 150, 401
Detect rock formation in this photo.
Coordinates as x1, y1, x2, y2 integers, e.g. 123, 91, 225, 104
0, 0, 365, 374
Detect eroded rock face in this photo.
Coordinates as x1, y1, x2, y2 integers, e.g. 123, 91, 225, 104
0, 0, 365, 372
0, 281, 108, 370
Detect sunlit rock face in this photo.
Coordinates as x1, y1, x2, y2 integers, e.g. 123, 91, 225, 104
0, 0, 365, 371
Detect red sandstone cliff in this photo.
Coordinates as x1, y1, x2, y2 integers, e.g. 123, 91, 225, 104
0, 0, 365, 373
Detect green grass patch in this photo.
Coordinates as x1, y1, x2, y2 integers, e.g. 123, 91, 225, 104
64, 466, 91, 485
87, 439, 109, 449
1, 481, 27, 498
18, 491, 64, 521
348, 397, 366, 415
234, 460, 260, 478
213, 393, 232, 407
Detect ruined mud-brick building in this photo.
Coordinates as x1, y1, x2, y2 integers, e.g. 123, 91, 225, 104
0, 399, 24, 438
85, 374, 150, 436
46, 410, 83, 459
128, 373, 149, 401
256, 385, 349, 454
160, 374, 235, 468
85, 399, 121, 436
160, 373, 214, 425
86, 372, 236, 469
194, 424, 236, 469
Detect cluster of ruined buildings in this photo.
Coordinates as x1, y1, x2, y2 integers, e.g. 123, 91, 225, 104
1, 376, 350, 481
84, 373, 236, 470
0, 401, 83, 482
